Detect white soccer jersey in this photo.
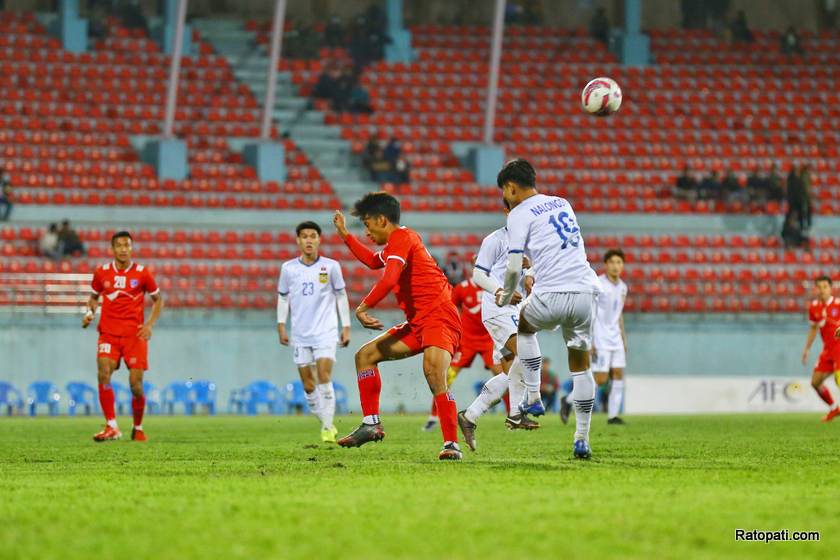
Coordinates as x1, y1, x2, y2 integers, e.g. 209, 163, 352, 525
593, 274, 628, 351
506, 193, 600, 295
475, 226, 527, 321
277, 256, 346, 346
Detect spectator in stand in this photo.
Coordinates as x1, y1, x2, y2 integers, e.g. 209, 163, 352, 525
722, 168, 742, 201
522, 0, 543, 25
368, 147, 392, 182
781, 25, 804, 56
0, 170, 11, 221
786, 164, 804, 222
730, 10, 754, 43
39, 224, 61, 260
746, 166, 765, 203
394, 157, 411, 184
383, 137, 401, 167
782, 211, 809, 250
323, 16, 345, 48
540, 357, 559, 412
590, 7, 610, 44
58, 220, 86, 257
821, 0, 838, 30
505, 2, 525, 24
699, 170, 722, 200
674, 165, 698, 201
347, 81, 373, 114
330, 67, 357, 112
767, 163, 785, 201
311, 63, 340, 101
799, 164, 813, 231
362, 135, 380, 171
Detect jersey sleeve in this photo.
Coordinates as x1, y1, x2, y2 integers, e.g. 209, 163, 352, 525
506, 211, 529, 255
277, 264, 290, 296
383, 229, 412, 268
144, 268, 160, 295
331, 261, 347, 291
90, 267, 103, 295
474, 234, 499, 275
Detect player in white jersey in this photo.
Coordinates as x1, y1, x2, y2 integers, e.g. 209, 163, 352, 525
496, 159, 601, 459
593, 249, 628, 425
277, 221, 352, 443
457, 205, 540, 451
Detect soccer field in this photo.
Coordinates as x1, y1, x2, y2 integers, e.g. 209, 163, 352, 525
1, 414, 838, 560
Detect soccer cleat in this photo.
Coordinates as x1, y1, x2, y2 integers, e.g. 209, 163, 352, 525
131, 427, 147, 442
337, 423, 385, 448
518, 398, 546, 417
607, 417, 626, 425
438, 442, 463, 461
321, 425, 339, 443
421, 418, 438, 432
457, 411, 477, 451
560, 397, 572, 424
93, 425, 122, 442
573, 439, 592, 459
505, 413, 541, 431
822, 408, 840, 423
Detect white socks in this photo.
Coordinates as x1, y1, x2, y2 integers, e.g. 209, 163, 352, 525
571, 369, 596, 442
465, 373, 509, 423
305, 390, 322, 424
318, 382, 335, 429
608, 379, 625, 419
106, 419, 118, 429
507, 358, 526, 414
517, 333, 542, 403
363, 414, 380, 425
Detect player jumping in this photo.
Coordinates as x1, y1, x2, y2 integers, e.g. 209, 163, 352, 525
333, 192, 464, 460
82, 231, 163, 442
802, 275, 840, 422
277, 221, 351, 443
495, 159, 601, 459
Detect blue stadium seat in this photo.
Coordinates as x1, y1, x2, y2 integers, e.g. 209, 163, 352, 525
333, 382, 349, 414
110, 382, 133, 415
143, 381, 161, 415
162, 381, 195, 415
0, 381, 24, 416
27, 381, 61, 416
285, 380, 309, 414
65, 382, 97, 416
228, 387, 247, 414
192, 380, 217, 415
244, 380, 282, 415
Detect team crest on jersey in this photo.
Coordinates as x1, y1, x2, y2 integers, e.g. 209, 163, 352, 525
319, 267, 328, 284
130, 279, 139, 288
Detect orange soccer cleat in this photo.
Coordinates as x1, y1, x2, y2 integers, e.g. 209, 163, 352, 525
93, 425, 122, 442
822, 408, 840, 423
131, 428, 147, 442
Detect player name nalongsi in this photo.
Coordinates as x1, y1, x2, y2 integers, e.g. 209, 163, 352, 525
735, 529, 820, 543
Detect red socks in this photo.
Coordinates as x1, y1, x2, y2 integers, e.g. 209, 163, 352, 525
430, 398, 438, 417
816, 385, 835, 407
357, 367, 382, 417
434, 392, 459, 443
132, 395, 146, 427
98, 383, 116, 422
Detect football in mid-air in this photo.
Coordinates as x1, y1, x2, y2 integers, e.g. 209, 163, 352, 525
581, 77, 622, 116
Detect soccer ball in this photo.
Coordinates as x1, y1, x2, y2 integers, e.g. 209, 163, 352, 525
581, 77, 622, 116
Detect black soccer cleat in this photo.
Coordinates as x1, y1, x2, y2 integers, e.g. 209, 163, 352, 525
438, 442, 463, 461
337, 423, 385, 448
607, 416, 626, 425
504, 413, 540, 431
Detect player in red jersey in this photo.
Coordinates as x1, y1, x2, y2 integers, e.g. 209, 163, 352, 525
422, 257, 503, 432
802, 275, 840, 422
82, 231, 163, 442
332, 192, 463, 460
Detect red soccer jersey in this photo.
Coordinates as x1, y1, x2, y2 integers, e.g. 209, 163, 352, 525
451, 279, 492, 348
376, 227, 453, 324
91, 262, 159, 337
808, 296, 840, 348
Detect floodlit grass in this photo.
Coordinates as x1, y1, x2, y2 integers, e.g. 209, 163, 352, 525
1, 413, 838, 559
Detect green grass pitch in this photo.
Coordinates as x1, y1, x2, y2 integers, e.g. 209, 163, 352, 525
1, 413, 838, 560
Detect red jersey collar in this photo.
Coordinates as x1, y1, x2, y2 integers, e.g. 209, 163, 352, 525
112, 261, 134, 273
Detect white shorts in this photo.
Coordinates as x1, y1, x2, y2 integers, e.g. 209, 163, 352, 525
292, 343, 337, 366
483, 313, 519, 363
521, 292, 596, 351
592, 347, 627, 372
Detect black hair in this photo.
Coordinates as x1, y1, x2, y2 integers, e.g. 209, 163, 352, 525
295, 221, 322, 236
497, 158, 536, 189
604, 248, 625, 263
815, 275, 832, 285
351, 191, 401, 224
111, 231, 132, 245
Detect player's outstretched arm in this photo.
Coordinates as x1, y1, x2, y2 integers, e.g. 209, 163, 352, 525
137, 293, 163, 341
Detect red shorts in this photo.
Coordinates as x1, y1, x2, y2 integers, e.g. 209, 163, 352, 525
389, 309, 461, 357
97, 333, 148, 371
815, 345, 840, 374
451, 344, 495, 369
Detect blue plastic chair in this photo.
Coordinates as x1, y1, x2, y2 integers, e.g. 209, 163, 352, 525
162, 381, 195, 415
110, 382, 134, 415
0, 382, 24, 416
65, 382, 98, 416
285, 380, 309, 414
333, 382, 349, 414
27, 381, 61, 416
244, 380, 282, 415
143, 381, 161, 415
192, 380, 217, 415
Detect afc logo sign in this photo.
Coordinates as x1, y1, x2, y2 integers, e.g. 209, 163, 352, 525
748, 379, 805, 404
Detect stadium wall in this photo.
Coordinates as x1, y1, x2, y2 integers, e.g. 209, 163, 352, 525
0, 310, 815, 414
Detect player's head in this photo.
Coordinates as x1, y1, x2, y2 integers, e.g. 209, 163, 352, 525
604, 249, 625, 279
502, 197, 511, 216
110, 231, 133, 264
351, 191, 400, 245
497, 158, 537, 208
295, 221, 321, 259
815, 275, 832, 300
